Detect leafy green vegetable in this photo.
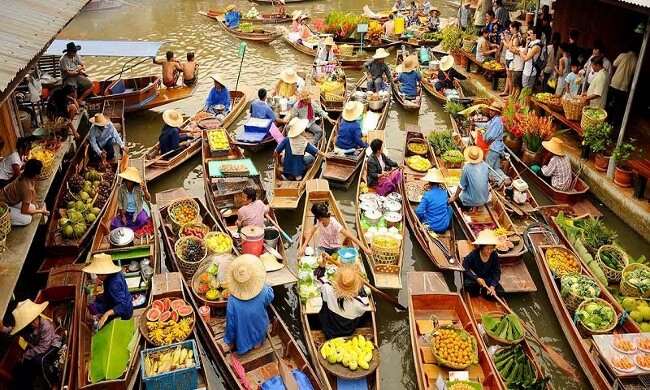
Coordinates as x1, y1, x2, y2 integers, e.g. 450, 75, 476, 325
575, 300, 616, 330
90, 318, 135, 383
561, 272, 600, 299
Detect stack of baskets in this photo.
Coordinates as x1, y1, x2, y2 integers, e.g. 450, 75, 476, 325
561, 96, 587, 121
621, 263, 650, 298
175, 236, 207, 277
370, 234, 400, 273
580, 107, 607, 130
596, 245, 628, 283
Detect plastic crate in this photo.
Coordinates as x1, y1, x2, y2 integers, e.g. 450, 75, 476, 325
141, 339, 200, 390
243, 118, 272, 133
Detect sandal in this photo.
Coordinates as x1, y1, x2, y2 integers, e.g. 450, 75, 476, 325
499, 92, 509, 97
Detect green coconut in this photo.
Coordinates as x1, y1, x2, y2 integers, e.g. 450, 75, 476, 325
62, 225, 74, 238
90, 207, 101, 216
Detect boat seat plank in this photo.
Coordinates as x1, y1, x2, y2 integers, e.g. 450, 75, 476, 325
235, 335, 283, 367
500, 261, 537, 292
373, 272, 402, 289
420, 347, 436, 364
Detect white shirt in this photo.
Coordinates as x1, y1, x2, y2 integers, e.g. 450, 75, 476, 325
610, 51, 638, 92
0, 151, 22, 180
522, 39, 541, 76
584, 55, 612, 84
318, 277, 369, 320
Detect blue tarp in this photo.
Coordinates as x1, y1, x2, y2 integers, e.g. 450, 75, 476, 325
44, 40, 164, 57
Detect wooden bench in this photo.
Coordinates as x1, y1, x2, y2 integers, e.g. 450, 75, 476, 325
628, 159, 650, 199
461, 51, 506, 91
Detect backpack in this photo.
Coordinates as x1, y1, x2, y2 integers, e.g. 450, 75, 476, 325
531, 41, 546, 75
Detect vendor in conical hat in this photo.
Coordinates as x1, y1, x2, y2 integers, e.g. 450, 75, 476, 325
364, 48, 394, 93
83, 253, 133, 328
335, 101, 368, 154
204, 74, 231, 121
394, 55, 422, 98
159, 109, 195, 160
291, 10, 303, 32
416, 168, 453, 233
0, 299, 63, 388
539, 137, 572, 191
425, 54, 467, 93
448, 145, 490, 213
463, 229, 505, 299
274, 117, 326, 181
110, 166, 151, 230
273, 67, 305, 99
224, 254, 274, 354
224, 4, 242, 29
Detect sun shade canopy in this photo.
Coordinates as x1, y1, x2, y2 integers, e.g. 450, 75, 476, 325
44, 40, 164, 57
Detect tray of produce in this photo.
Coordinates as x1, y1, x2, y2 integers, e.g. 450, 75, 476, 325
140, 298, 195, 346
317, 335, 380, 379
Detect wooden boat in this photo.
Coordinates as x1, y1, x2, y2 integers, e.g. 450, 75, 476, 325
319, 123, 364, 189
393, 48, 423, 112
526, 224, 644, 389
82, 0, 122, 12
144, 88, 251, 183
270, 118, 326, 209
154, 190, 323, 390
400, 128, 462, 271
202, 12, 283, 43
299, 179, 379, 389
363, 5, 391, 22
283, 35, 369, 70
205, 9, 292, 24
40, 99, 127, 273
230, 123, 284, 153
312, 68, 348, 113
75, 157, 160, 390
0, 264, 83, 390
407, 273, 505, 390
421, 54, 468, 104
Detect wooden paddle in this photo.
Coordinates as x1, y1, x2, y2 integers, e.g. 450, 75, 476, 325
266, 330, 299, 390
146, 143, 191, 166
265, 216, 293, 244
493, 295, 578, 376
323, 254, 407, 311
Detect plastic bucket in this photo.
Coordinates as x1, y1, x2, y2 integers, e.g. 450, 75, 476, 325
199, 306, 211, 322
241, 225, 264, 256
264, 227, 280, 249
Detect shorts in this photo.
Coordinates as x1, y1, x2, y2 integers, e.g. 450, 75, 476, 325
505, 59, 512, 69
522, 73, 537, 88
63, 76, 92, 92
511, 71, 523, 87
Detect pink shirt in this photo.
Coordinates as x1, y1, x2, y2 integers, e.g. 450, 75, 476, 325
291, 20, 300, 33
317, 217, 343, 249
237, 200, 269, 228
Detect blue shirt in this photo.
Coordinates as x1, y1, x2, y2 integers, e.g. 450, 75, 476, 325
459, 162, 489, 207
159, 124, 181, 155
104, 272, 133, 320
205, 86, 231, 112
275, 138, 318, 177
250, 100, 276, 121
463, 249, 501, 287
224, 10, 241, 28
398, 71, 422, 97
336, 120, 367, 150
89, 122, 124, 156
477, 115, 505, 154
126, 192, 137, 213
564, 72, 581, 95
224, 285, 274, 354
415, 186, 451, 233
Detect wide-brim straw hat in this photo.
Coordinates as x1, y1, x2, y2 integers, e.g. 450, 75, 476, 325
63, 42, 80, 53
287, 117, 309, 138
420, 168, 445, 183
342, 101, 364, 122
279, 0, 285, 4
118, 166, 143, 183
439, 55, 455, 71
430, 7, 440, 14
10, 299, 48, 335
472, 229, 501, 246
488, 101, 503, 113
402, 55, 418, 73
90, 113, 110, 127
332, 265, 364, 300
300, 14, 310, 20
210, 74, 226, 86
542, 137, 566, 156
291, 10, 302, 20
280, 67, 299, 84
162, 109, 184, 127
373, 48, 390, 59
225, 4, 236, 12
295, 88, 311, 101
83, 253, 122, 275
260, 252, 285, 272
321, 36, 336, 47
464, 145, 484, 164
226, 254, 267, 300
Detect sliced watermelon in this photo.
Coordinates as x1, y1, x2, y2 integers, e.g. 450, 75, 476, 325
152, 300, 164, 312
146, 308, 161, 322
178, 306, 193, 317
171, 299, 186, 311
171, 310, 179, 323
159, 311, 172, 322
162, 298, 171, 312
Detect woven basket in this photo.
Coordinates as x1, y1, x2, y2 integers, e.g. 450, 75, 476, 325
407, 140, 429, 156
429, 323, 479, 369
580, 107, 607, 130
483, 312, 525, 346
204, 232, 233, 255
0, 202, 11, 237
175, 236, 207, 277
596, 245, 629, 283
575, 298, 618, 336
561, 97, 586, 121
168, 198, 201, 233
560, 272, 601, 312
30, 147, 55, 181
462, 38, 476, 53
179, 222, 209, 239
371, 235, 400, 266
621, 263, 650, 298
338, 44, 353, 56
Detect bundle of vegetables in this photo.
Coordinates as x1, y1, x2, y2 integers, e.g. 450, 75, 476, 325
620, 297, 650, 332
422, 32, 443, 41
599, 248, 625, 271
560, 272, 600, 311
427, 130, 459, 155
441, 150, 465, 166
494, 345, 547, 389
245, 7, 260, 18
481, 313, 525, 344
575, 298, 617, 333
621, 264, 650, 298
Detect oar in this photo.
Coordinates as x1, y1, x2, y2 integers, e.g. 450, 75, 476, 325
147, 143, 192, 166
266, 330, 299, 390
493, 295, 578, 377
265, 216, 293, 244
323, 254, 407, 311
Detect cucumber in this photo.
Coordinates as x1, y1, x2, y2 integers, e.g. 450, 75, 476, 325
507, 362, 522, 384
496, 355, 512, 370
495, 347, 516, 364
499, 359, 515, 379
498, 321, 510, 339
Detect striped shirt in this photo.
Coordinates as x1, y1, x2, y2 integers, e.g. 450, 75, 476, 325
541, 155, 572, 191
317, 217, 343, 250
237, 200, 269, 228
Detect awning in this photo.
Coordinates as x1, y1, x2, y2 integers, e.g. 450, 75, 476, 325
44, 40, 164, 57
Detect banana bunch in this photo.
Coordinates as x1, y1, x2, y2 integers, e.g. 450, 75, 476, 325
320, 335, 375, 371
147, 318, 194, 346
29, 148, 54, 164
143, 344, 195, 377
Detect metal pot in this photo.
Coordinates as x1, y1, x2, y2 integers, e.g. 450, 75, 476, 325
383, 211, 402, 228
360, 200, 380, 213
141, 266, 154, 282
386, 192, 403, 203
383, 200, 402, 213
367, 99, 385, 111
364, 209, 382, 225
109, 227, 134, 247
353, 91, 366, 100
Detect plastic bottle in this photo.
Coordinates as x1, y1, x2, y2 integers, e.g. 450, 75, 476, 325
419, 47, 430, 66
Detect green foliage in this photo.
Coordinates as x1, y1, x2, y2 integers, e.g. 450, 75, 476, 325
440, 26, 463, 52
90, 319, 136, 383
428, 130, 460, 155
444, 100, 465, 115
441, 150, 465, 164
612, 139, 641, 168
517, 0, 537, 11
582, 122, 613, 154
577, 217, 617, 254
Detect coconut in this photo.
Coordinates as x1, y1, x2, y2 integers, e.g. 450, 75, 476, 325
62, 225, 74, 238
86, 213, 96, 223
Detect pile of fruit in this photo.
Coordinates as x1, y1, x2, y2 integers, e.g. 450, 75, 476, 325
245, 7, 260, 18
181, 224, 208, 239
319, 335, 375, 371
205, 233, 232, 254
494, 345, 546, 388
446, 381, 482, 390
545, 247, 580, 276
623, 267, 650, 296
143, 343, 196, 377
407, 142, 428, 155
371, 235, 399, 249
481, 313, 524, 343
431, 326, 478, 369
176, 237, 206, 263
208, 129, 230, 151
483, 60, 504, 71
560, 272, 600, 300
170, 202, 198, 225
145, 298, 194, 346
575, 299, 616, 332
619, 297, 650, 331
29, 147, 54, 166
441, 150, 465, 165
196, 264, 231, 302
406, 155, 432, 172
534, 93, 562, 107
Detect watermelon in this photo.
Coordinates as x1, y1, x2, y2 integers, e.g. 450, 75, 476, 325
159, 311, 172, 322
146, 308, 161, 322
171, 299, 186, 311
171, 310, 179, 323
178, 306, 193, 317
152, 300, 164, 312
162, 298, 171, 312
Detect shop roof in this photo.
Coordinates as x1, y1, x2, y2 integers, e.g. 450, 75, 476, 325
44, 40, 164, 57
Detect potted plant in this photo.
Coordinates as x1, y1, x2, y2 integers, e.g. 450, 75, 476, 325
502, 91, 530, 155
441, 150, 465, 168
441, 26, 464, 64
520, 114, 555, 166
612, 139, 641, 187
582, 122, 613, 172
518, 0, 537, 22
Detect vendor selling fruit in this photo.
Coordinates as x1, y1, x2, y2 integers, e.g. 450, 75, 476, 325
84, 253, 134, 329
367, 138, 401, 196
237, 187, 270, 229
88, 113, 127, 162
274, 118, 326, 181
224, 254, 274, 354
538, 137, 572, 192
463, 229, 504, 299
203, 74, 231, 121
416, 168, 453, 233
110, 167, 151, 230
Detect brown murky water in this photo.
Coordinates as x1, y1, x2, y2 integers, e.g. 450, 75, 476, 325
55, 1, 650, 388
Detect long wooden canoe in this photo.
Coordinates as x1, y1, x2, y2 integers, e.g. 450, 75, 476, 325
407, 276, 505, 390
154, 190, 323, 390
393, 51, 423, 112
144, 88, 251, 183
40, 99, 127, 273
206, 9, 292, 24
421, 54, 467, 104
230, 123, 284, 153
270, 118, 326, 209
299, 179, 379, 389
312, 67, 348, 113
202, 12, 283, 43
400, 127, 462, 271
283, 35, 369, 70
0, 265, 83, 389
76, 157, 160, 390
526, 224, 644, 389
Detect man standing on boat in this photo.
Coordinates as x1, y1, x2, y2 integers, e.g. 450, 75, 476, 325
204, 74, 231, 121
153, 51, 184, 88
364, 48, 394, 93
88, 113, 127, 161
475, 102, 506, 186
59, 42, 93, 105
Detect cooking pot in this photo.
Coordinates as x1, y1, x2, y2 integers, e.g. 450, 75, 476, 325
368, 99, 385, 111
360, 200, 380, 213
364, 209, 382, 225
383, 200, 402, 213
109, 227, 134, 247
386, 192, 403, 203
353, 91, 366, 100
383, 211, 402, 228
